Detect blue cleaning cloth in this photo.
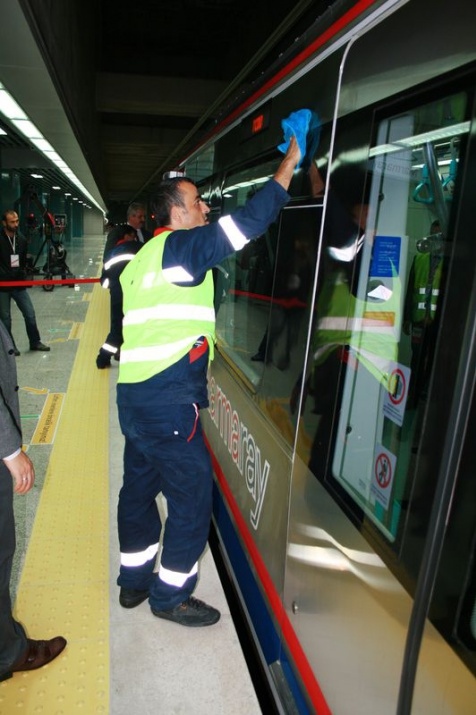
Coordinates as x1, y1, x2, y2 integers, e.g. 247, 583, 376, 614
277, 109, 321, 169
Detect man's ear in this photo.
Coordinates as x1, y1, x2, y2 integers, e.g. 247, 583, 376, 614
170, 204, 183, 226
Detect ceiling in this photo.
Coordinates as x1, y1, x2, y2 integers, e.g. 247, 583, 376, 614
0, 0, 340, 217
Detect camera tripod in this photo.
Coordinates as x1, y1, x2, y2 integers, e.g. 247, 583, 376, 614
17, 186, 75, 291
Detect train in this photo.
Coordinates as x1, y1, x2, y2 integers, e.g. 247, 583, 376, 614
177, 0, 476, 712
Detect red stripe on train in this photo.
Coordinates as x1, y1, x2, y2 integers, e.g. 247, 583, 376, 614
190, 0, 380, 156
205, 434, 332, 715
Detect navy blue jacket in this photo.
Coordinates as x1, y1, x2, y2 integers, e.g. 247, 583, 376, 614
117, 179, 290, 408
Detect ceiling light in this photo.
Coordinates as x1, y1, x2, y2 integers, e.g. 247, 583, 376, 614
29, 137, 54, 152
0, 84, 27, 119
30, 173, 43, 178
43, 150, 62, 162
223, 174, 272, 192
0, 81, 105, 213
52, 185, 61, 190
11, 119, 42, 138
369, 121, 469, 158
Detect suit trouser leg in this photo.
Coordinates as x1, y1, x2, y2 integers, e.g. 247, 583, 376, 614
0, 464, 27, 676
0, 292, 14, 346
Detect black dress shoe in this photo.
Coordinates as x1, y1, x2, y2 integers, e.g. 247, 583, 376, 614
13, 348, 20, 357
0, 636, 67, 681
119, 587, 149, 608
152, 596, 220, 627
30, 342, 50, 351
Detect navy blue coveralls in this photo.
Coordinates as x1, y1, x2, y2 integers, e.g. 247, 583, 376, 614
116, 179, 291, 611
98, 239, 142, 361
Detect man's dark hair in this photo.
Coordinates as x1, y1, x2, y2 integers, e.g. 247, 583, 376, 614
330, 164, 371, 210
122, 226, 138, 238
153, 177, 196, 227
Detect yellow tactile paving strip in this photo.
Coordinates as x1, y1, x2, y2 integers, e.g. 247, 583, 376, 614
0, 284, 110, 714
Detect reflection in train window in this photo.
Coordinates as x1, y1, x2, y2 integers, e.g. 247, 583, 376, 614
215, 159, 278, 389
309, 91, 469, 542
215, 161, 323, 445
258, 203, 322, 444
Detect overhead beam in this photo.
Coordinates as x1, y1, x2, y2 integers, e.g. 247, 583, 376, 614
96, 72, 228, 118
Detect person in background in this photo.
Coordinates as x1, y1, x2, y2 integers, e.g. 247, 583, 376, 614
96, 225, 142, 369
403, 219, 443, 407
0, 320, 66, 681
0, 210, 50, 356
115, 136, 301, 627
103, 202, 152, 256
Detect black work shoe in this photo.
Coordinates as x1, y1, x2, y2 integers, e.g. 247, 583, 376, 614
152, 596, 221, 627
113, 351, 120, 362
119, 587, 149, 608
30, 342, 50, 351
96, 353, 111, 369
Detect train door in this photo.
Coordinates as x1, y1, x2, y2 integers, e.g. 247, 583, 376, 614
404, 85, 476, 714
285, 59, 476, 713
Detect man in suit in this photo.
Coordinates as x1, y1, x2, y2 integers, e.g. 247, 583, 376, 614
103, 202, 152, 256
0, 320, 66, 681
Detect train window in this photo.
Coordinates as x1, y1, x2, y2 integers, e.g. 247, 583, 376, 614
215, 158, 279, 389
307, 90, 469, 543
215, 159, 323, 445
257, 201, 322, 443
183, 143, 215, 184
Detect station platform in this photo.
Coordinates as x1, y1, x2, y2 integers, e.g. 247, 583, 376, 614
0, 232, 261, 715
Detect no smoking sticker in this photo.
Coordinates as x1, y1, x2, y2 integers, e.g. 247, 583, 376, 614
383, 362, 411, 426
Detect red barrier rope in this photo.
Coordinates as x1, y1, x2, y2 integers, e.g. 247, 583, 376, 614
0, 278, 100, 288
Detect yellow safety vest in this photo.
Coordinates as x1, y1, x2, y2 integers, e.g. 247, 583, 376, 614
118, 231, 215, 384
410, 253, 442, 324
312, 268, 400, 386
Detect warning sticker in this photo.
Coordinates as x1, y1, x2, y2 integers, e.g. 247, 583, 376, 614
31, 393, 64, 445
371, 445, 396, 510
383, 362, 411, 426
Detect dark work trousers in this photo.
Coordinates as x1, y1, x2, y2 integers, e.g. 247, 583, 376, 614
101, 283, 124, 352
0, 289, 41, 349
116, 398, 213, 611
0, 463, 27, 676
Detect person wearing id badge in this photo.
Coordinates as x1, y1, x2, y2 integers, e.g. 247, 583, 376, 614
0, 210, 50, 356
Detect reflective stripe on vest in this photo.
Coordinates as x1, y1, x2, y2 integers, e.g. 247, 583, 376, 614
118, 231, 215, 383
312, 271, 400, 384
411, 253, 442, 323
